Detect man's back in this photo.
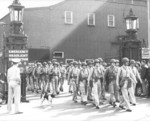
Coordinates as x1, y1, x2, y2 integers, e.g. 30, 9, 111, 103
7, 65, 20, 82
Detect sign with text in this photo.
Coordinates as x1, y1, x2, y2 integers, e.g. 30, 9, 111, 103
142, 48, 150, 59
8, 50, 28, 61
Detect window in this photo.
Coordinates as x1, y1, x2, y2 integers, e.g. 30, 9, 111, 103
53, 51, 64, 58
87, 13, 95, 26
64, 11, 73, 24
65, 59, 74, 64
107, 15, 115, 27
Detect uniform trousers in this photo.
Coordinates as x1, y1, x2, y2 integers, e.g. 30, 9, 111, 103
60, 75, 65, 91
71, 78, 78, 101
7, 81, 21, 113
92, 79, 101, 107
120, 80, 131, 110
47, 75, 53, 93
109, 80, 117, 103
141, 79, 148, 95
41, 74, 49, 93
26, 74, 34, 91
79, 79, 88, 102
88, 80, 93, 100
128, 82, 136, 104
52, 76, 59, 95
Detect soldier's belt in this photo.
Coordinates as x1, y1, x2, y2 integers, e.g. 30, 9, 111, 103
71, 76, 77, 79
80, 77, 88, 81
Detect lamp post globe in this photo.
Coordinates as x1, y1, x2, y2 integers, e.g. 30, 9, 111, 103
125, 8, 138, 32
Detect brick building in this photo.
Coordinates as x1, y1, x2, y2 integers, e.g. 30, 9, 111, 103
0, 0, 148, 63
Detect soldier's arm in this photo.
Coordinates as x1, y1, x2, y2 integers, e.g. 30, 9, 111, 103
87, 68, 93, 83
67, 69, 72, 84
129, 68, 137, 83
32, 68, 36, 78
116, 67, 121, 87
135, 68, 142, 83
77, 70, 80, 86
104, 68, 109, 85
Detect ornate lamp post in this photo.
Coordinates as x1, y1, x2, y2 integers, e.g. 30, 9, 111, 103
6, 0, 29, 102
120, 8, 141, 61
125, 8, 138, 40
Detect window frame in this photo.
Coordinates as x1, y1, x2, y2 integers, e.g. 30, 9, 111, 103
85, 59, 94, 63
64, 11, 73, 25
107, 15, 115, 27
65, 59, 74, 64
87, 13, 95, 26
53, 51, 64, 59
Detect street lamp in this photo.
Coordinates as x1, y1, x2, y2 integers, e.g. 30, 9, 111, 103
120, 8, 141, 61
124, 8, 138, 39
8, 0, 24, 22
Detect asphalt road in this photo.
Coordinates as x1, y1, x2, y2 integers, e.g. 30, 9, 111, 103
0, 81, 150, 121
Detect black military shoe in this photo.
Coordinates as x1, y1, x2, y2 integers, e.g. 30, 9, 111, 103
126, 109, 132, 112
113, 102, 117, 107
96, 106, 100, 109
109, 102, 113, 105
132, 103, 136, 106
119, 105, 125, 110
83, 102, 88, 105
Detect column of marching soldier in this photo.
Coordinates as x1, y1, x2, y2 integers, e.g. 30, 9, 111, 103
25, 57, 149, 112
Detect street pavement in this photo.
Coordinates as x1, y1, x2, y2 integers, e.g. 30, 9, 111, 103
0, 81, 150, 121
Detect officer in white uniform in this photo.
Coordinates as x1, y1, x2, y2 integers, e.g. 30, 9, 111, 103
7, 58, 22, 114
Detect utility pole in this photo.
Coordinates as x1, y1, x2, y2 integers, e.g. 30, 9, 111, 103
148, 0, 150, 48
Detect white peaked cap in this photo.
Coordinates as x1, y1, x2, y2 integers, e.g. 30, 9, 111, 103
12, 58, 21, 63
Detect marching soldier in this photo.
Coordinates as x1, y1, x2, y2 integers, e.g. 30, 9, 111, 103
116, 57, 137, 112
67, 62, 74, 93
59, 62, 67, 92
98, 58, 106, 101
104, 59, 118, 107
40, 62, 49, 97
47, 61, 53, 93
87, 61, 94, 101
32, 62, 42, 93
114, 59, 120, 102
89, 59, 103, 109
129, 59, 142, 105
26, 63, 34, 92
51, 62, 61, 97
68, 61, 80, 102
78, 62, 89, 105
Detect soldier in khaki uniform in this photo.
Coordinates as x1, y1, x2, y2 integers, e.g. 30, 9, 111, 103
59, 62, 67, 92
51, 62, 61, 97
98, 58, 106, 101
104, 59, 118, 107
47, 61, 53, 93
78, 62, 89, 105
68, 61, 80, 102
67, 62, 74, 93
26, 63, 34, 92
89, 59, 102, 109
129, 59, 142, 105
87, 61, 94, 101
116, 57, 136, 112
32, 62, 43, 93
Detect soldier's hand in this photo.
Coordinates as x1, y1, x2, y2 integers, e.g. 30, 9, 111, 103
117, 85, 120, 90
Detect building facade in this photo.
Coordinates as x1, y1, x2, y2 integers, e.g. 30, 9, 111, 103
0, 0, 148, 63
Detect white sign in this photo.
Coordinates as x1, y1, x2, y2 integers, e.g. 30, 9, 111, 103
142, 48, 150, 59
8, 49, 28, 61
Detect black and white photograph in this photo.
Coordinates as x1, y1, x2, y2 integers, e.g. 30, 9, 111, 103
0, 0, 150, 121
